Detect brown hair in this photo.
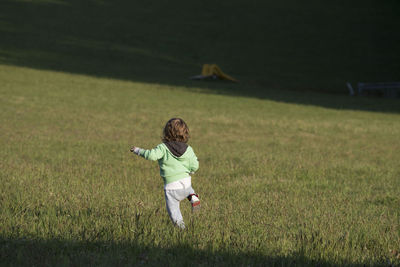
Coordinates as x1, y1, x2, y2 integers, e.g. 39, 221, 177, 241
162, 118, 190, 143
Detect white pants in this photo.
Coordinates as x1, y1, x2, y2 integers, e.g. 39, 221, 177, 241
164, 186, 195, 229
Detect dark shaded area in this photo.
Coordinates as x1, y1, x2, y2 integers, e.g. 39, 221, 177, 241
191, 82, 400, 113
0, 0, 399, 112
0, 237, 389, 266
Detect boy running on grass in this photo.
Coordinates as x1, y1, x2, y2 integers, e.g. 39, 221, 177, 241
130, 118, 200, 229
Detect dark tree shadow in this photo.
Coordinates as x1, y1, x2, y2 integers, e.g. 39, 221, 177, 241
0, 237, 389, 267
1, 0, 399, 113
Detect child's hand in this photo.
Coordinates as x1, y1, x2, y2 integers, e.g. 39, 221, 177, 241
130, 146, 141, 155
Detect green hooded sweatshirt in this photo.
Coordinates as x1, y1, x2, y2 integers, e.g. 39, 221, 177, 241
138, 141, 199, 184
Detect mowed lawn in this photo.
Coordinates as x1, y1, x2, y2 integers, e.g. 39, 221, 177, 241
0, 65, 399, 266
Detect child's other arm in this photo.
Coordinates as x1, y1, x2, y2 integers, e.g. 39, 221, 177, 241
130, 144, 164, 161
190, 153, 199, 173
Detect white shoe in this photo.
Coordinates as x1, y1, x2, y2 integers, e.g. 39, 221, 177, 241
189, 194, 201, 212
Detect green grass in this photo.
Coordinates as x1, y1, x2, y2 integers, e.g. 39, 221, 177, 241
1, 65, 400, 266
1, 0, 400, 265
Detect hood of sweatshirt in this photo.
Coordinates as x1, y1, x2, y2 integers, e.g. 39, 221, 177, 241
164, 141, 188, 157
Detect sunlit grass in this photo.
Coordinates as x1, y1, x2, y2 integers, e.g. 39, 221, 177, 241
1, 65, 399, 266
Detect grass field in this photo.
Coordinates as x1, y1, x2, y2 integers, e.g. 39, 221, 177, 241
1, 0, 400, 266
1, 65, 400, 266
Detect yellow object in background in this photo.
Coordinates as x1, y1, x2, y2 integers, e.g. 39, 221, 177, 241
200, 64, 238, 82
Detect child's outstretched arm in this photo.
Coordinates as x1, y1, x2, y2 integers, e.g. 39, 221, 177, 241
130, 144, 165, 161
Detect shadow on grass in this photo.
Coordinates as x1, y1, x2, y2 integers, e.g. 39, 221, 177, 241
0, 237, 383, 267
189, 82, 400, 114
1, 0, 399, 113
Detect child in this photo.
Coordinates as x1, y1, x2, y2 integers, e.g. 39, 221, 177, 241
130, 118, 200, 229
